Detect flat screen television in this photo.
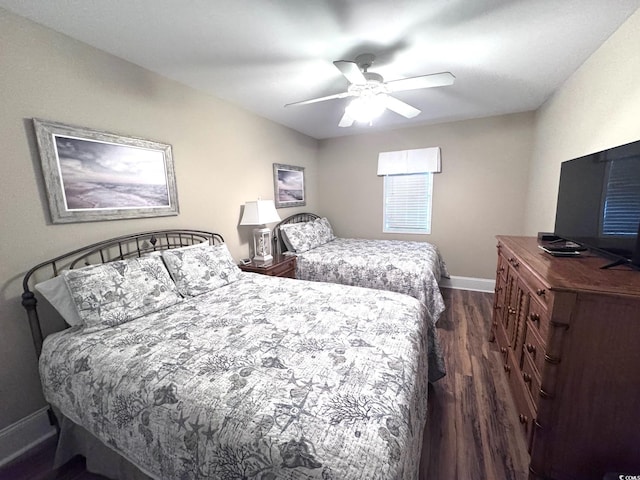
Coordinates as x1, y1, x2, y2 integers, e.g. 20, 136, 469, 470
553, 139, 640, 269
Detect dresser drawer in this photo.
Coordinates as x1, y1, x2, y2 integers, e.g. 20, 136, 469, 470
268, 257, 296, 277
526, 295, 550, 340
494, 277, 507, 311
503, 348, 537, 445
494, 315, 511, 352
523, 320, 546, 377
496, 251, 509, 281
239, 256, 296, 278
518, 264, 552, 311
522, 349, 542, 409
501, 249, 552, 312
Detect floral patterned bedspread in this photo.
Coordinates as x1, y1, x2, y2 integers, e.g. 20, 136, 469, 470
293, 238, 449, 326
40, 273, 443, 480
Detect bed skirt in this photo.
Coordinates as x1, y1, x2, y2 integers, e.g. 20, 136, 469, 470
52, 407, 154, 480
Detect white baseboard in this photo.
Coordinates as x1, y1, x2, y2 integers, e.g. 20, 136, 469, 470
0, 407, 56, 467
440, 275, 495, 293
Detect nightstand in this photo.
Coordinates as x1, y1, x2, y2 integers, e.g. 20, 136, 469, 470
238, 254, 296, 279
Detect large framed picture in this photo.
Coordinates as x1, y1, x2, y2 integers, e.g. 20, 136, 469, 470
273, 163, 305, 208
33, 119, 179, 223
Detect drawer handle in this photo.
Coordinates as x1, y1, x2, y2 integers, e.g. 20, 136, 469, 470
525, 343, 537, 355
508, 257, 520, 267
523, 372, 532, 383
519, 413, 529, 424
504, 364, 511, 373
500, 347, 507, 354
508, 307, 516, 315
536, 288, 546, 297
529, 313, 540, 323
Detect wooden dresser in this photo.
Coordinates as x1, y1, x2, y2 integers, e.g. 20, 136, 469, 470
492, 236, 640, 480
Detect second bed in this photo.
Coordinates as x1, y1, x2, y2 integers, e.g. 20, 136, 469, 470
274, 213, 449, 327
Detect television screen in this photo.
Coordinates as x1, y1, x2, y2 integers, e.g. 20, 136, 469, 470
554, 139, 640, 267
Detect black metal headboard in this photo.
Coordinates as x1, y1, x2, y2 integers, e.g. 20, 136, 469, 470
22, 229, 224, 358
273, 212, 320, 254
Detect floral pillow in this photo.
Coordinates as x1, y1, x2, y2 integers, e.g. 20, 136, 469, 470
280, 222, 317, 253
161, 243, 242, 296
314, 217, 336, 244
63, 256, 182, 332
281, 217, 335, 253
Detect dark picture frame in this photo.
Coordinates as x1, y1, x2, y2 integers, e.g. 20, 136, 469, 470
273, 163, 305, 208
33, 119, 179, 223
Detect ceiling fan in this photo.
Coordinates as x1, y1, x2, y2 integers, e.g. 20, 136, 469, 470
285, 54, 455, 127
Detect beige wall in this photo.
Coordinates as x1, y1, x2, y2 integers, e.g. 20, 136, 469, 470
0, 9, 318, 430
316, 112, 535, 279
525, 8, 640, 234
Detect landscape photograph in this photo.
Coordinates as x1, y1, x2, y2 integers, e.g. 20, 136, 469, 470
54, 135, 171, 210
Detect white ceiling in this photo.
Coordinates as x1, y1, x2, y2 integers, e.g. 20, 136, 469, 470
2, 1, 639, 139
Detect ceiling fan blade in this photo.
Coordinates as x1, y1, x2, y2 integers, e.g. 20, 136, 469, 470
386, 72, 455, 92
384, 95, 421, 118
333, 60, 367, 85
285, 91, 350, 107
338, 111, 355, 128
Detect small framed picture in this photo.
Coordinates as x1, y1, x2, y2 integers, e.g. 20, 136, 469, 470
273, 163, 305, 208
33, 119, 179, 223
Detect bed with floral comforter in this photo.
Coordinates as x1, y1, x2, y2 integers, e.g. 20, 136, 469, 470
40, 272, 443, 480
277, 217, 449, 327
292, 241, 448, 327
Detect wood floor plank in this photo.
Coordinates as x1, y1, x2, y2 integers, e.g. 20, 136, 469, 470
423, 288, 529, 480
1, 288, 529, 480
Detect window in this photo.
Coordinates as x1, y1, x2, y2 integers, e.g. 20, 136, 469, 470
377, 147, 440, 235
602, 158, 640, 236
383, 173, 433, 234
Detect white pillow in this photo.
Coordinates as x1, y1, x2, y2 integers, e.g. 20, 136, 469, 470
35, 275, 83, 327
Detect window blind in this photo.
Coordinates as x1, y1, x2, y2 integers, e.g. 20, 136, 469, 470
602, 158, 640, 236
383, 173, 432, 234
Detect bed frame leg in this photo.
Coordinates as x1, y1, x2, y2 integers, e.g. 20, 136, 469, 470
46, 407, 59, 431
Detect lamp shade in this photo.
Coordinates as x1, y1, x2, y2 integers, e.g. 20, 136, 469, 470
239, 200, 281, 226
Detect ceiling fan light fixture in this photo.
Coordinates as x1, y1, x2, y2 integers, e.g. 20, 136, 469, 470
345, 94, 387, 123
286, 54, 453, 128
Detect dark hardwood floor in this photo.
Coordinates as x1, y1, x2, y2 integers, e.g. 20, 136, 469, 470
422, 288, 529, 480
1, 288, 529, 480
0, 438, 102, 480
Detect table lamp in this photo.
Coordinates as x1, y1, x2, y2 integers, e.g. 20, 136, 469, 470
239, 199, 281, 263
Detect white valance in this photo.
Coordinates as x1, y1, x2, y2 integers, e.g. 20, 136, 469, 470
377, 147, 441, 175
